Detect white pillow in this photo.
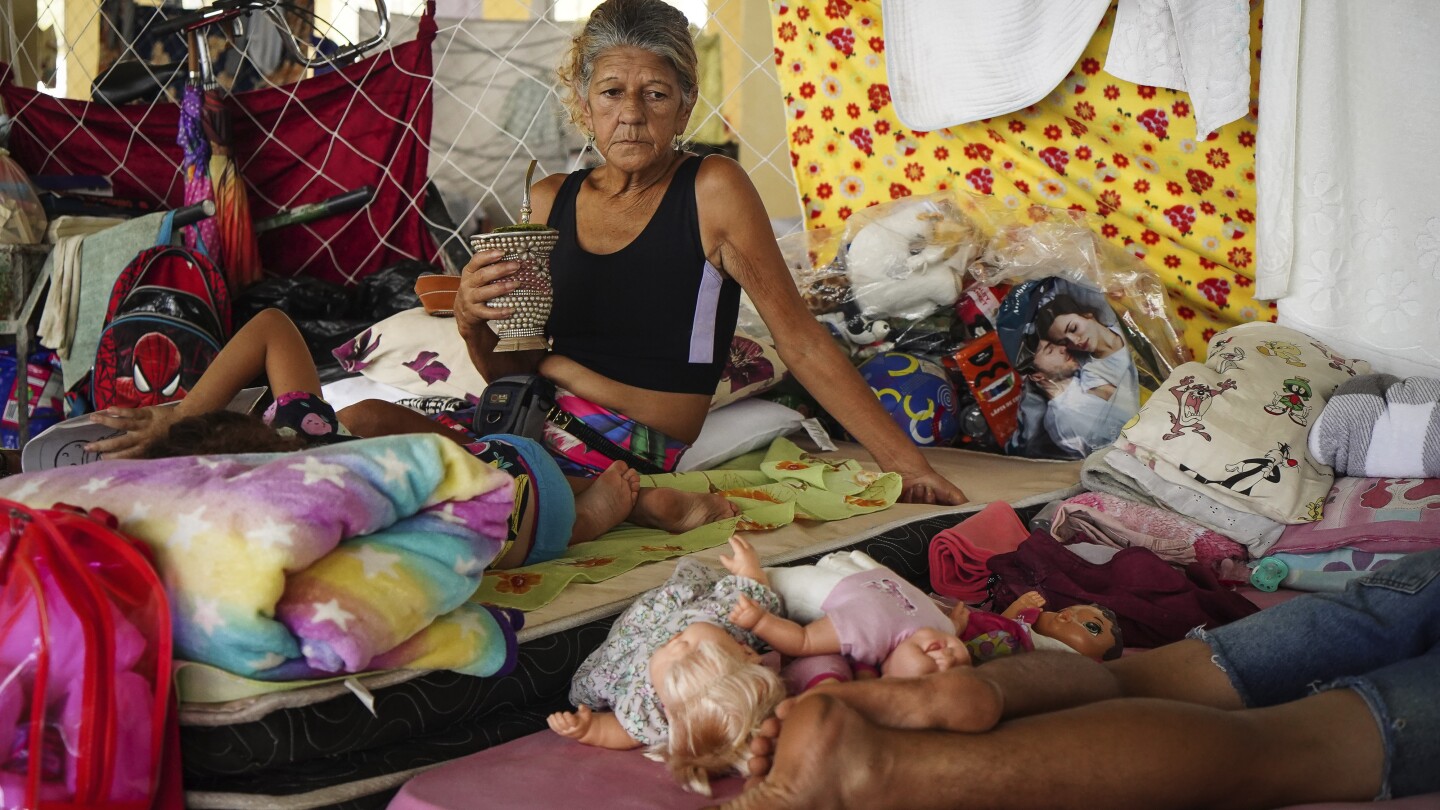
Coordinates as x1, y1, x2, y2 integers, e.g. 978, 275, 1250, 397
331, 308, 489, 402
320, 375, 414, 410
678, 398, 805, 472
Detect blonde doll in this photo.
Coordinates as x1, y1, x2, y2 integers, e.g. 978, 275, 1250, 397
547, 535, 785, 794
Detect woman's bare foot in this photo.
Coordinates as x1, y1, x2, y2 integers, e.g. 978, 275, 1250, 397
629, 487, 741, 533
570, 462, 640, 544
791, 667, 1003, 734
714, 696, 893, 810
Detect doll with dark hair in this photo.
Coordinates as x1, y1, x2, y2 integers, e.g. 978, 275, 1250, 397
951, 590, 1124, 663
83, 308, 740, 568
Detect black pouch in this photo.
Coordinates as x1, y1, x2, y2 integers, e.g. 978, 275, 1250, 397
472, 374, 556, 440
472, 374, 667, 474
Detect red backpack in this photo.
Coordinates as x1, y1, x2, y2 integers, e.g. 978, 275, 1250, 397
0, 500, 182, 809
92, 213, 231, 411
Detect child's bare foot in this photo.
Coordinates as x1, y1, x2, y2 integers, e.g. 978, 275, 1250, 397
630, 487, 741, 533
570, 462, 640, 544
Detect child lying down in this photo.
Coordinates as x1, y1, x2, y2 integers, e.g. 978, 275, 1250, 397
65, 308, 738, 568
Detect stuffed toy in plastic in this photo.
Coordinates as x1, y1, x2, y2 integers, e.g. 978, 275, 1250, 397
842, 198, 976, 321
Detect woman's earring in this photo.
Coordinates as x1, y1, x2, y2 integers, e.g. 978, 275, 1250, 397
585, 132, 596, 152
674, 133, 682, 151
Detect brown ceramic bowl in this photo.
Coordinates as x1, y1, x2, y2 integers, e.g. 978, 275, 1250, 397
415, 274, 461, 316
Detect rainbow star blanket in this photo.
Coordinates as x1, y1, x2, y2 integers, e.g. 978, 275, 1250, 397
0, 434, 521, 680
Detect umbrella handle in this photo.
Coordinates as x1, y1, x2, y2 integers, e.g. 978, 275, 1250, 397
253, 186, 375, 234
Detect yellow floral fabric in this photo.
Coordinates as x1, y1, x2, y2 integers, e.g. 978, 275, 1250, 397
769, 0, 1271, 359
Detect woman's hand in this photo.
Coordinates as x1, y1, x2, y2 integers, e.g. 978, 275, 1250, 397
84, 406, 182, 459
893, 462, 969, 505
454, 248, 523, 334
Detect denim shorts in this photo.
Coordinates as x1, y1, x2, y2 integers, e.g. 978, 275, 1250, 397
1189, 548, 1440, 800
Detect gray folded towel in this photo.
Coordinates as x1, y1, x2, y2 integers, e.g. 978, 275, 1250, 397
1308, 374, 1440, 478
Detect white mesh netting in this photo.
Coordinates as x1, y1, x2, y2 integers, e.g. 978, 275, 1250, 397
0, 0, 800, 285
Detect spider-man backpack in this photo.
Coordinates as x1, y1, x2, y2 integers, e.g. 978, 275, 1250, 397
92, 213, 232, 410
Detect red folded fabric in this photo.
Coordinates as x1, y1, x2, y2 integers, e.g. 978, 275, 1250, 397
928, 501, 1031, 602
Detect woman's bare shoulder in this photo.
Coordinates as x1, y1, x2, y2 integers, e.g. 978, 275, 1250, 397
693, 153, 755, 193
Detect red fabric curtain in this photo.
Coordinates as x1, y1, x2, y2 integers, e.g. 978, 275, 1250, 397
0, 12, 438, 286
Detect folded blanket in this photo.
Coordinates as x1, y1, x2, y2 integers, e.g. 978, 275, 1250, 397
0, 435, 517, 679
1052, 492, 1248, 571
1308, 374, 1440, 478
928, 501, 1030, 602
1253, 548, 1407, 593
1079, 446, 1163, 509
1273, 477, 1440, 556
1118, 323, 1369, 524
1104, 446, 1286, 556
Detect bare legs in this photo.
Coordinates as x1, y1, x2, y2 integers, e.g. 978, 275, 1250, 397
570, 462, 639, 544
718, 684, 1382, 810
629, 486, 741, 533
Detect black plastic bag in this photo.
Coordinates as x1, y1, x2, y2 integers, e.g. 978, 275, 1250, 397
349, 261, 434, 321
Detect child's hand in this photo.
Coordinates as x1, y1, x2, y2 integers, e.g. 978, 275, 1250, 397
547, 705, 594, 741
719, 534, 765, 583
729, 594, 770, 630
85, 406, 182, 459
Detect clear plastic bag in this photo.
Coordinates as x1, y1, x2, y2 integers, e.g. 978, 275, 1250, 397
777, 190, 1187, 459
0, 148, 47, 245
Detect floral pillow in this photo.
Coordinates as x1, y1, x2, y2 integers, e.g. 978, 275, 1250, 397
712, 332, 789, 410
332, 308, 488, 403
335, 311, 786, 410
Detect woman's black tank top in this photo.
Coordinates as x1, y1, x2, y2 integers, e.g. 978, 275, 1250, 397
546, 155, 741, 396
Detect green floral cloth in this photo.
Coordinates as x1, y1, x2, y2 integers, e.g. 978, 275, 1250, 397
472, 438, 902, 612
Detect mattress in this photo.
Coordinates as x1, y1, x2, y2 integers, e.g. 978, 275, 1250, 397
178, 444, 1082, 810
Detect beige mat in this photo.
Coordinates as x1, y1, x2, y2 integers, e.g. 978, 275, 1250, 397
519, 441, 1081, 639
179, 443, 1079, 720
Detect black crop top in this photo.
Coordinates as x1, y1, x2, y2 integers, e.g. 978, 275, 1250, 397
546, 155, 741, 396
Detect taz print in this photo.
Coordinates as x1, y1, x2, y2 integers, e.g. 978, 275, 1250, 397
1163, 376, 1237, 441
1182, 442, 1299, 496
1264, 377, 1313, 426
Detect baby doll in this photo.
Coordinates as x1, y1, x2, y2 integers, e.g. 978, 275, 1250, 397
952, 590, 1124, 663
730, 550, 970, 678
548, 535, 786, 795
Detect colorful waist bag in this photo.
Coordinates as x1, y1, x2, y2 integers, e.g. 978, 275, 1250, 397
0, 500, 182, 809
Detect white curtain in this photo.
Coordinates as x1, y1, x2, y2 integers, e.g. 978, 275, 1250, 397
1256, 0, 1440, 377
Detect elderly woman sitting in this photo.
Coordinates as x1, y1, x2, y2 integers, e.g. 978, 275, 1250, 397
455, 0, 966, 505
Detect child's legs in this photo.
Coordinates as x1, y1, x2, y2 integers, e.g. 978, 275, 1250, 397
337, 399, 469, 443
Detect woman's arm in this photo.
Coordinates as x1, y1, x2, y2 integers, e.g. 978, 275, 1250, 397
696, 159, 968, 505
86, 307, 319, 458
454, 173, 566, 380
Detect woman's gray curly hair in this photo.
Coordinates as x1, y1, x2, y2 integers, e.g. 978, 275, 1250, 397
556, 0, 699, 134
